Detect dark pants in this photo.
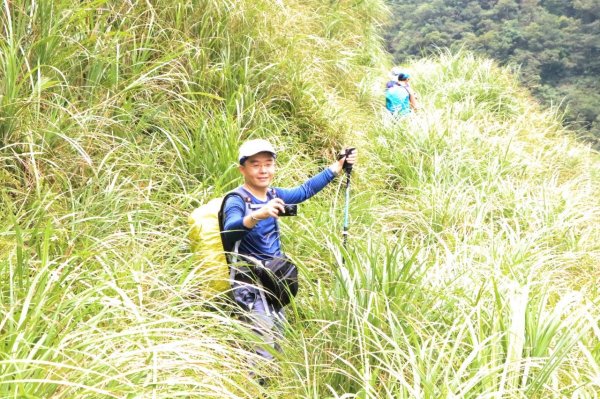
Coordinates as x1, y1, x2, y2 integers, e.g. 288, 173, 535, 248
231, 266, 285, 360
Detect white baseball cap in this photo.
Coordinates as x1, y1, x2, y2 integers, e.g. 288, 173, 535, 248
238, 139, 277, 164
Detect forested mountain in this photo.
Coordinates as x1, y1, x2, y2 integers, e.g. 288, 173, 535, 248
385, 0, 600, 144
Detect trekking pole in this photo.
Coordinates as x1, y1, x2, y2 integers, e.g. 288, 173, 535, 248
339, 148, 355, 263
342, 168, 351, 251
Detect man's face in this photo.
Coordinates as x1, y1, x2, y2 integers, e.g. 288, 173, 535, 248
239, 152, 276, 190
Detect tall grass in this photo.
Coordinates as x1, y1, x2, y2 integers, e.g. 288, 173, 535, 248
282, 51, 599, 398
1, 0, 385, 397
1, 1, 599, 398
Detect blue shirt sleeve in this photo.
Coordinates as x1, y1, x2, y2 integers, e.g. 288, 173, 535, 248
222, 194, 250, 245
275, 168, 336, 204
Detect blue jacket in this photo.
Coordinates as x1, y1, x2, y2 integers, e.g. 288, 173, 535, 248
223, 168, 336, 261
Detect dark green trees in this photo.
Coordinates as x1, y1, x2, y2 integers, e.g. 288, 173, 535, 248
386, 0, 600, 142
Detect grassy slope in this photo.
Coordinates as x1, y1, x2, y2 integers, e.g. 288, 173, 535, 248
306, 52, 600, 398
1, 1, 599, 398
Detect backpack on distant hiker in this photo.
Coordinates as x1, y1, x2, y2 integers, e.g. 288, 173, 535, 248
385, 84, 411, 115
188, 188, 298, 305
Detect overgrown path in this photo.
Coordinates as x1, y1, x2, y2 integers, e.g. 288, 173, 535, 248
0, 1, 598, 398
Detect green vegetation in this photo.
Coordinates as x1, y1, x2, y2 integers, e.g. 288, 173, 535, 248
1, 1, 599, 398
385, 0, 600, 145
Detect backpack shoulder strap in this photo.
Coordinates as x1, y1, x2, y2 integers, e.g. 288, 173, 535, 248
401, 85, 412, 97
267, 188, 282, 236
218, 188, 252, 257
218, 187, 281, 261
268, 187, 277, 199
219, 187, 276, 225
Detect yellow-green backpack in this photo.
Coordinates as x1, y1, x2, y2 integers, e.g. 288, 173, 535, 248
187, 189, 252, 294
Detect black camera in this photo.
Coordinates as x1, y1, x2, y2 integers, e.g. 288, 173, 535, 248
280, 204, 297, 217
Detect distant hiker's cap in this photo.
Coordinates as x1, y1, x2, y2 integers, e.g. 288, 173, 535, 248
398, 72, 410, 81
390, 66, 402, 79
239, 139, 277, 164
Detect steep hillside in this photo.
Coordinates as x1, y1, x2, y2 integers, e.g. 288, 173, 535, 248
1, 1, 599, 398
384, 0, 600, 145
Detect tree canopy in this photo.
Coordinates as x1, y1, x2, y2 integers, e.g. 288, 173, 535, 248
385, 0, 600, 144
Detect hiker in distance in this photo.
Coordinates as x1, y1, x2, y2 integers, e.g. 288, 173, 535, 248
385, 71, 419, 116
221, 139, 357, 361
386, 66, 401, 89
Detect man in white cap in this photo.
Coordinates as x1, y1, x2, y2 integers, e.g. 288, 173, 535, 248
221, 138, 357, 364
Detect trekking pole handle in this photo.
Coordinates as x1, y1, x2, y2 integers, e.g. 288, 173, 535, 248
337, 147, 356, 174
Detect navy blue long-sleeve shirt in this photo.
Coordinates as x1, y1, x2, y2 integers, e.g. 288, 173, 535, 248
223, 168, 336, 261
